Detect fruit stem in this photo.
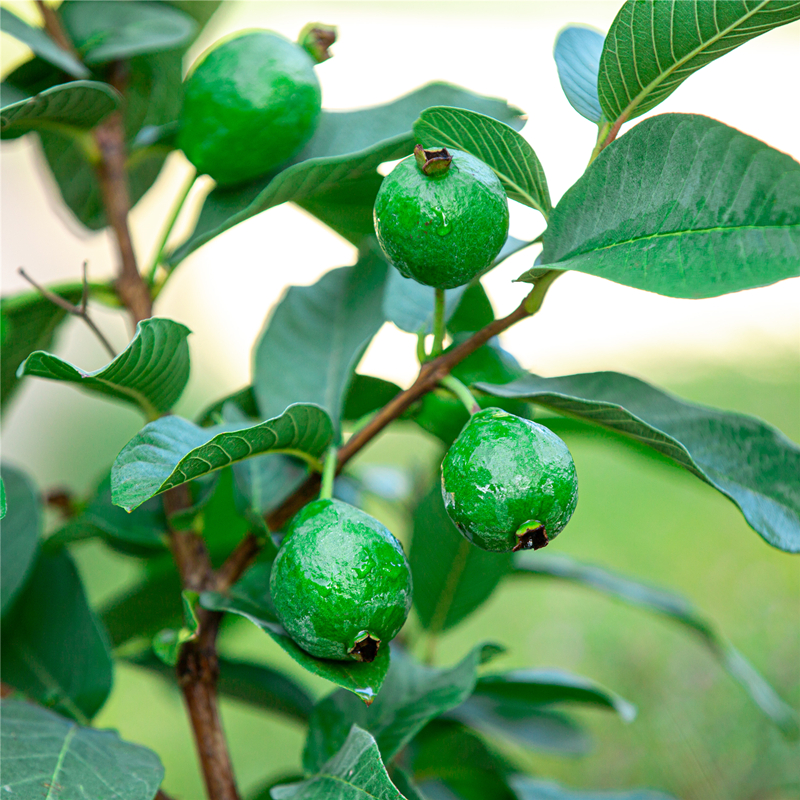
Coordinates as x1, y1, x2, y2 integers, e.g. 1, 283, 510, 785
431, 287, 447, 357
440, 375, 480, 415
414, 144, 452, 176
319, 447, 337, 501
416, 326, 429, 364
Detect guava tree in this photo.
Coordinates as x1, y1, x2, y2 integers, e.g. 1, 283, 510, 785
1, 2, 799, 800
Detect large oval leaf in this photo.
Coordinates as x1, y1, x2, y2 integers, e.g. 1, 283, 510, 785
19, 317, 191, 418
598, 0, 800, 126
0, 700, 164, 800
553, 25, 605, 124
167, 82, 525, 264
528, 114, 800, 298
414, 106, 551, 216
512, 777, 675, 800
476, 371, 800, 552
111, 403, 333, 512
0, 80, 120, 139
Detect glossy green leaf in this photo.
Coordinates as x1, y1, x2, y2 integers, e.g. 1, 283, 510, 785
531, 114, 800, 298
598, 0, 800, 125
273, 726, 404, 800
0, 464, 42, 616
60, 0, 197, 64
514, 553, 800, 740
111, 403, 333, 512
476, 370, 800, 553
200, 579, 390, 705
1, 550, 113, 722
0, 699, 164, 800
475, 669, 635, 721
553, 25, 604, 123
20, 317, 191, 418
414, 106, 551, 216
410, 486, 513, 632
512, 777, 675, 800
167, 82, 525, 264
0, 7, 89, 78
304, 644, 503, 772
1, 283, 84, 409
253, 254, 388, 433
0, 80, 120, 139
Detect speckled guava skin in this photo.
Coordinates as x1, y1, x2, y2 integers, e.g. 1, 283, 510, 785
178, 31, 321, 187
373, 148, 509, 289
269, 499, 412, 660
441, 408, 578, 552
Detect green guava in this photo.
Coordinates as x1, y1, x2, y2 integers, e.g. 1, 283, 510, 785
441, 408, 578, 552
269, 499, 412, 662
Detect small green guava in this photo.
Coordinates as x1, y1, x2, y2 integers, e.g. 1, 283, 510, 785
441, 407, 578, 553
269, 499, 412, 662
373, 146, 509, 289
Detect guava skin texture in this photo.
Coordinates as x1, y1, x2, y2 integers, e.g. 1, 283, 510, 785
441, 408, 578, 553
178, 31, 321, 187
270, 499, 413, 661
373, 148, 509, 290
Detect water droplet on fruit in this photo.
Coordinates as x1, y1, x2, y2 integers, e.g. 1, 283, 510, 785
437, 223, 452, 237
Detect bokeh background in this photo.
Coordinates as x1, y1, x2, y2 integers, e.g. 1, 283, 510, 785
1, 2, 799, 799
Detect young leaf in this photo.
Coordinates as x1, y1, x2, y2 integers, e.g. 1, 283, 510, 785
527, 114, 800, 298
304, 644, 503, 772
1, 550, 113, 721
273, 726, 404, 800
200, 588, 389, 705
0, 699, 164, 800
111, 403, 333, 512
0, 464, 42, 616
553, 26, 604, 123
474, 669, 635, 721
0, 80, 120, 139
514, 553, 800, 740
19, 317, 191, 418
511, 777, 676, 800
598, 0, 800, 127
60, 0, 197, 64
414, 106, 552, 216
1, 284, 84, 410
475, 370, 800, 553
253, 254, 388, 433
167, 82, 525, 264
410, 485, 513, 632
0, 7, 89, 78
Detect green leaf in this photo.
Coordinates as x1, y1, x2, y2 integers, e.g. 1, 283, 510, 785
272, 726, 404, 800
0, 80, 120, 139
197, 385, 259, 426
343, 375, 402, 423
410, 485, 513, 632
304, 644, 503, 772
511, 777, 675, 800
553, 25, 604, 124
0, 7, 89, 78
253, 254, 388, 433
0, 699, 164, 800
111, 403, 333, 512
1, 284, 84, 409
474, 669, 635, 721
60, 0, 197, 64
0, 464, 42, 616
0, 476, 6, 519
384, 267, 468, 335
513, 553, 800, 740
19, 317, 191, 417
598, 0, 800, 126
475, 370, 800, 553
414, 106, 551, 216
200, 586, 390, 705
167, 82, 525, 265
530, 114, 800, 298
447, 281, 495, 336
1, 550, 113, 721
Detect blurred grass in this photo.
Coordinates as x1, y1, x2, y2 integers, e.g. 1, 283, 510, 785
76, 356, 799, 799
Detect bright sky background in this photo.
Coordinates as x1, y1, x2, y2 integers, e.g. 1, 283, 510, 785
1, 2, 799, 474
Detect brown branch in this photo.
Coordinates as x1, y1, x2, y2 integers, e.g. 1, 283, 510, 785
217, 274, 561, 590
35, 0, 78, 56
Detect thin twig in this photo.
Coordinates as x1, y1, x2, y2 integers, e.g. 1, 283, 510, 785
18, 266, 118, 359
34, 0, 78, 56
